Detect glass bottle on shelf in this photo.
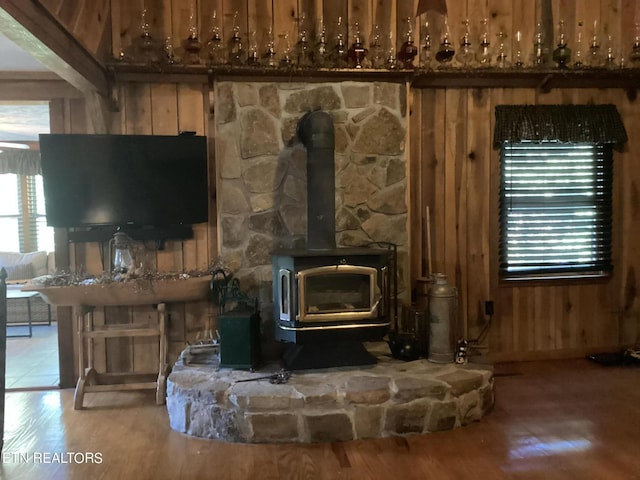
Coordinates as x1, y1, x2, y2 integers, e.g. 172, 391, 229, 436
386, 31, 398, 69
247, 30, 259, 66
604, 34, 616, 69
164, 36, 179, 64
182, 4, 202, 65
476, 18, 492, 67
588, 20, 602, 67
532, 22, 549, 68
552, 20, 571, 68
263, 27, 277, 67
228, 12, 244, 65
369, 24, 385, 69
630, 23, 640, 67
314, 18, 328, 67
295, 15, 312, 67
279, 32, 293, 67
206, 10, 225, 65
330, 16, 348, 68
419, 18, 433, 70
398, 17, 418, 69
573, 21, 585, 68
513, 30, 524, 68
456, 19, 474, 68
435, 16, 455, 65
133, 8, 158, 63
347, 22, 368, 68
495, 31, 510, 68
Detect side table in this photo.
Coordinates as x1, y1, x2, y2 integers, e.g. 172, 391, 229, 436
5, 291, 46, 338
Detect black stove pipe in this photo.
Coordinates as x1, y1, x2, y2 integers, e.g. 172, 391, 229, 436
296, 110, 336, 250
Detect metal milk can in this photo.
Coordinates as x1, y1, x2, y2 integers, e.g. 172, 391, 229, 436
428, 273, 458, 363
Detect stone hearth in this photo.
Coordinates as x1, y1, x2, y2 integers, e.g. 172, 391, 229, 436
166, 344, 494, 443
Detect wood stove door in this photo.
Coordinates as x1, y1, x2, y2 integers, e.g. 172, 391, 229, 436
297, 265, 381, 323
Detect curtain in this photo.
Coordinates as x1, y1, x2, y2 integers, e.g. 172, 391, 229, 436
493, 104, 628, 149
0, 150, 41, 175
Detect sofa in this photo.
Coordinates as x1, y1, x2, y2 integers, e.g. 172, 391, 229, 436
0, 251, 57, 326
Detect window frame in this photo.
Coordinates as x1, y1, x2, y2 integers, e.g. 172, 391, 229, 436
498, 140, 614, 282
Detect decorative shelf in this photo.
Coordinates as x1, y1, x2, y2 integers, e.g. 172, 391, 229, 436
107, 62, 640, 92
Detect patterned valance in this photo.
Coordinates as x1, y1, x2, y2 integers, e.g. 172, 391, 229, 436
493, 104, 628, 149
0, 149, 41, 175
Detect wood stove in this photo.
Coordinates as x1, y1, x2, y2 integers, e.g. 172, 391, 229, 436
272, 110, 393, 369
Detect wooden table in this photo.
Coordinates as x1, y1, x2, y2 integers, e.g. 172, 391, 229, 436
5, 290, 44, 338
22, 277, 212, 409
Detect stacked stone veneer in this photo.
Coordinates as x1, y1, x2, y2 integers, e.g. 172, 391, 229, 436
167, 345, 494, 443
215, 81, 409, 315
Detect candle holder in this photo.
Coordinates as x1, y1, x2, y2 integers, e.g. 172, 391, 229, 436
386, 31, 399, 70
227, 12, 244, 66
263, 27, 277, 67
476, 18, 491, 67
314, 19, 328, 67
588, 20, 602, 67
630, 23, 640, 67
495, 31, 510, 68
573, 21, 585, 68
435, 17, 455, 66
369, 24, 385, 69
513, 31, 524, 68
604, 34, 616, 69
247, 31, 259, 66
206, 11, 225, 65
331, 16, 348, 68
398, 17, 418, 69
347, 22, 368, 68
456, 19, 474, 68
181, 3, 202, 64
532, 22, 550, 68
278, 32, 293, 68
295, 15, 312, 67
419, 19, 433, 70
552, 20, 571, 68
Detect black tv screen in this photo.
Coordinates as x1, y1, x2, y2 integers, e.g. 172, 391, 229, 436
39, 134, 209, 229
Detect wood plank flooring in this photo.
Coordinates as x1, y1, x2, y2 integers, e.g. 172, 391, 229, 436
1, 358, 639, 480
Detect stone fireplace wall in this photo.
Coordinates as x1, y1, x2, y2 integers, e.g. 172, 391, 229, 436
215, 81, 409, 328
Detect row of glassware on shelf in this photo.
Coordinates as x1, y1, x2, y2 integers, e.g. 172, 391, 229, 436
117, 12, 640, 71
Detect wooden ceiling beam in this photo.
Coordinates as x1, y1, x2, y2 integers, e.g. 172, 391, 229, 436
0, 0, 109, 98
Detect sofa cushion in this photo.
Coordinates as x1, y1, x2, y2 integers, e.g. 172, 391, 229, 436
0, 250, 49, 277
4, 263, 35, 281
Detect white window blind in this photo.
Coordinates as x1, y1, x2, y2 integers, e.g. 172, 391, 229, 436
0, 173, 54, 253
499, 142, 613, 278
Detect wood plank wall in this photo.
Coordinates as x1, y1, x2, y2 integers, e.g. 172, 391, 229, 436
36, 0, 640, 378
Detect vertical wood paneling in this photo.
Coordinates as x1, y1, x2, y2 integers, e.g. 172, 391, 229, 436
349, 0, 371, 46
408, 89, 423, 282
465, 87, 491, 340
271, 0, 297, 52
431, 89, 446, 275
247, 0, 271, 53
371, 0, 394, 56
43, 0, 640, 367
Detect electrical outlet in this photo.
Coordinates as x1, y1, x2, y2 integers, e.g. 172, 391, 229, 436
485, 300, 494, 316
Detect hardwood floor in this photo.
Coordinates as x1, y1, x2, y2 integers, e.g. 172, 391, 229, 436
1, 358, 639, 479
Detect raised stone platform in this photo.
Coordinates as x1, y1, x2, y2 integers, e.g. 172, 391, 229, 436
166, 343, 494, 443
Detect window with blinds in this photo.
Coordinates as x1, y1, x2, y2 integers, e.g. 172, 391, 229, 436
0, 173, 54, 252
499, 141, 613, 278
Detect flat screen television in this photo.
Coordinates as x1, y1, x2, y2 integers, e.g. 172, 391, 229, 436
39, 133, 209, 237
